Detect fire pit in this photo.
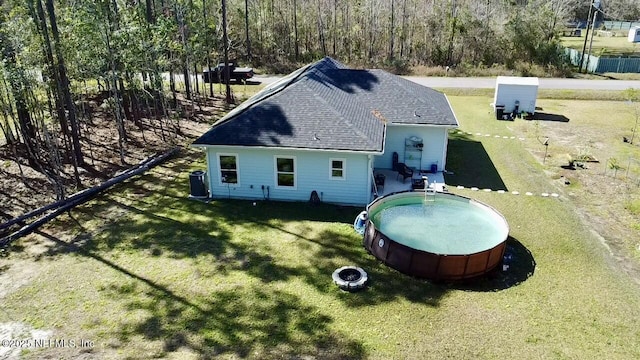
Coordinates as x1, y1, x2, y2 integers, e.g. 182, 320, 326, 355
332, 266, 368, 291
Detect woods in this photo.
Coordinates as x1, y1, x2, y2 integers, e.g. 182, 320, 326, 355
0, 0, 637, 220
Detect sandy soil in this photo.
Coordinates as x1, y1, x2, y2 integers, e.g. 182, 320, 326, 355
514, 117, 640, 284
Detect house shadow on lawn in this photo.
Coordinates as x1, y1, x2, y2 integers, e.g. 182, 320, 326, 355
33, 225, 367, 359
445, 132, 508, 190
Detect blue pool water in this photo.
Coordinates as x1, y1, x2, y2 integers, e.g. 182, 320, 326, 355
370, 194, 509, 255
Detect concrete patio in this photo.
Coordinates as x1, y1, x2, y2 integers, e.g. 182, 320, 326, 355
373, 168, 446, 197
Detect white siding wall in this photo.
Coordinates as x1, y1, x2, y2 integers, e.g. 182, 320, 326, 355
374, 125, 449, 171
628, 27, 640, 42
493, 84, 538, 113
204, 147, 371, 206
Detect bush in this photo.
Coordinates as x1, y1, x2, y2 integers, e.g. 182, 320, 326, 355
384, 58, 411, 75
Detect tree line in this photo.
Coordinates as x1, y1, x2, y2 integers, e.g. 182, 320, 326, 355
0, 0, 636, 202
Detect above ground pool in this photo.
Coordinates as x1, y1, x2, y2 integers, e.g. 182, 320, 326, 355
363, 191, 509, 281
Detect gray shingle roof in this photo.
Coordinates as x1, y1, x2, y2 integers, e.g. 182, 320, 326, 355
193, 57, 458, 152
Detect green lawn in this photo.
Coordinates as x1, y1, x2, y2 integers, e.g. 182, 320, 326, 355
440, 87, 639, 101
2, 96, 640, 359
447, 94, 640, 259
562, 33, 640, 57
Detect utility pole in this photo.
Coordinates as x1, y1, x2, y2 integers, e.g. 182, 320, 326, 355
294, 0, 299, 60
222, 0, 232, 104
389, 0, 395, 62
446, 0, 457, 66
585, 4, 598, 73
579, 0, 595, 73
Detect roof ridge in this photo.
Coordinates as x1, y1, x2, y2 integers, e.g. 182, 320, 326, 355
193, 60, 457, 150
207, 57, 346, 128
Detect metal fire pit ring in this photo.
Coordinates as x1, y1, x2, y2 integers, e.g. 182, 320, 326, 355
332, 266, 368, 291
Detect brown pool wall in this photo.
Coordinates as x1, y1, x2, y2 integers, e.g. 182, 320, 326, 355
363, 192, 508, 281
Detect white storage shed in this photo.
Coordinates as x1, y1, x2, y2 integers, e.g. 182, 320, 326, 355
628, 27, 640, 43
493, 76, 538, 115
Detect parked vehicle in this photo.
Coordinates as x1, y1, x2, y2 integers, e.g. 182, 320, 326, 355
203, 61, 254, 83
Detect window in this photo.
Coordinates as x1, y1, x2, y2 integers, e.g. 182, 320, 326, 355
330, 158, 346, 180
218, 154, 238, 185
275, 156, 296, 188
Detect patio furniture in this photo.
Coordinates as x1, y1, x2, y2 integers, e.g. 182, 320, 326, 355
375, 173, 386, 191
396, 163, 413, 183
392, 152, 399, 171
412, 178, 425, 190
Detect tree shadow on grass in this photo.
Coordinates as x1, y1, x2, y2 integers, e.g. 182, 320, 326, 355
10, 149, 531, 357
445, 131, 508, 190
29, 154, 483, 310
285, 228, 534, 306
34, 230, 365, 359
276, 225, 448, 307
109, 282, 365, 359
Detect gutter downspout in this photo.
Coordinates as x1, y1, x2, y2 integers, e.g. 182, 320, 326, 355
442, 94, 460, 172
205, 148, 213, 198
367, 154, 374, 204
441, 128, 449, 172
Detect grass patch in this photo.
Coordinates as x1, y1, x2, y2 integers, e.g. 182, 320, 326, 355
448, 93, 640, 259
439, 88, 635, 101
626, 199, 640, 215
537, 89, 636, 101
562, 34, 640, 57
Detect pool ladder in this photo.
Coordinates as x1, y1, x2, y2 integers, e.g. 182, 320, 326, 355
422, 176, 436, 202
424, 188, 436, 202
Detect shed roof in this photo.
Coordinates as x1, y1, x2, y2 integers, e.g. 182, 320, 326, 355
496, 76, 539, 86
193, 57, 458, 152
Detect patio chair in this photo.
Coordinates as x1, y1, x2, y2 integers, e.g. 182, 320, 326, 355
375, 173, 385, 191
396, 163, 413, 183
392, 152, 399, 171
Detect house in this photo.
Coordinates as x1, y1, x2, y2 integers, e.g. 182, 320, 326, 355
192, 57, 459, 206
628, 26, 640, 43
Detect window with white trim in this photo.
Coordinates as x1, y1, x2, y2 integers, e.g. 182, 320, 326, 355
218, 154, 238, 185
330, 158, 346, 180
275, 156, 296, 188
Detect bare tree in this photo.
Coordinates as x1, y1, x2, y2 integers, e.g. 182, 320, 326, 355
222, 0, 232, 103
0, 1, 38, 168
45, 0, 83, 187
389, 0, 395, 61
293, 0, 299, 60
245, 0, 252, 60
602, 0, 640, 20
